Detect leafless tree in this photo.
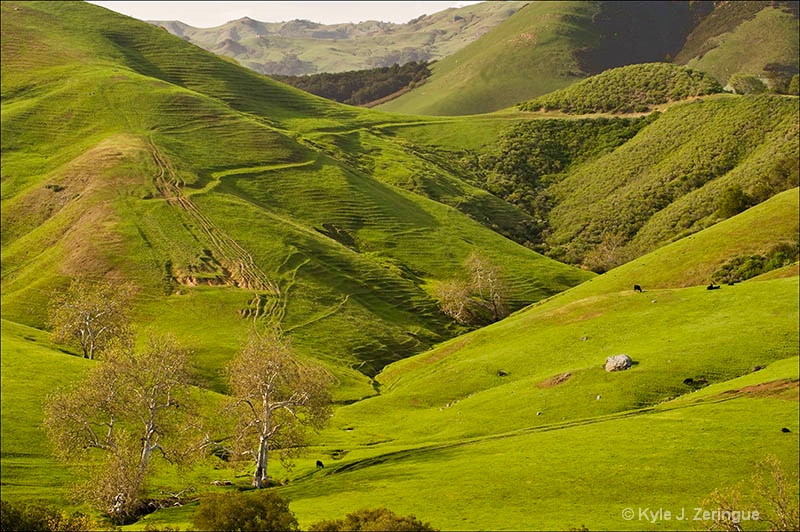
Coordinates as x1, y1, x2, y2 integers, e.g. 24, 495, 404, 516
43, 333, 195, 523
435, 251, 508, 325
465, 250, 508, 322
434, 279, 474, 324
47, 279, 134, 359
700, 454, 799, 531
225, 328, 333, 488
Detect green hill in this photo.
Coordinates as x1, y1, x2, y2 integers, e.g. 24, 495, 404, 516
1, 2, 798, 531
676, 2, 799, 91
152, 2, 528, 76
1, 1, 590, 399
462, 95, 798, 269
278, 202, 799, 529
519, 63, 723, 114
376, 1, 705, 116
377, 1, 798, 116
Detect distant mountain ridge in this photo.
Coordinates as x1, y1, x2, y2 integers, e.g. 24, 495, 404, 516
150, 2, 528, 76
379, 0, 799, 115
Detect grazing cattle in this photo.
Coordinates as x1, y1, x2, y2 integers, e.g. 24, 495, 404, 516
497, 370, 508, 377
316, 460, 324, 469
684, 377, 708, 386
753, 365, 764, 372
707, 283, 721, 290
633, 285, 643, 293
782, 427, 791, 433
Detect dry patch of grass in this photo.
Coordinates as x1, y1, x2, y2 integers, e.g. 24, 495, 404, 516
536, 371, 572, 388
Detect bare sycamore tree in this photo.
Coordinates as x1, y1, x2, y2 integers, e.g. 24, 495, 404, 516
48, 279, 135, 359
434, 279, 474, 324
43, 333, 196, 524
435, 251, 508, 325
225, 329, 333, 488
700, 454, 799, 531
465, 250, 508, 322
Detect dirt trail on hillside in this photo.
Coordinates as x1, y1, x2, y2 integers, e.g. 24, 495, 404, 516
149, 139, 283, 324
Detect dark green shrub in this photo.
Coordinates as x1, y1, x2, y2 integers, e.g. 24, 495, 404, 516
789, 74, 799, 96
728, 73, 767, 94
191, 490, 298, 532
711, 242, 799, 284
715, 185, 752, 218
519, 63, 722, 114
308, 508, 436, 531
0, 500, 95, 532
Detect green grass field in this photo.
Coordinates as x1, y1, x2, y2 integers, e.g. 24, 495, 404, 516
2, 2, 798, 530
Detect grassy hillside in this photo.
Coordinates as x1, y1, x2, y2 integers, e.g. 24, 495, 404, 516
676, 2, 799, 89
558, 188, 799, 298
519, 63, 723, 114
461, 95, 798, 269
5, 199, 798, 529
153, 2, 527, 76
545, 96, 799, 266
2, 2, 798, 530
131, 272, 799, 530
377, 1, 597, 116
1, 0, 591, 400
377, 1, 708, 116
376, 1, 798, 116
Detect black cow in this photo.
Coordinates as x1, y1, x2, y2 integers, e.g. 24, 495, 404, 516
633, 285, 643, 293
707, 283, 721, 290
782, 428, 791, 433
316, 460, 325, 469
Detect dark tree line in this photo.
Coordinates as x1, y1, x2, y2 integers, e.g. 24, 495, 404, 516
272, 61, 431, 106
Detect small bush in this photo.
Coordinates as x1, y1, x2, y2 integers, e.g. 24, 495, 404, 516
715, 184, 752, 218
308, 507, 436, 531
0, 500, 95, 532
789, 74, 799, 96
711, 242, 799, 284
191, 490, 298, 532
728, 73, 767, 95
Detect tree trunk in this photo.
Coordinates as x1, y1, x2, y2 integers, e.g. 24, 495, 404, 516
253, 433, 269, 488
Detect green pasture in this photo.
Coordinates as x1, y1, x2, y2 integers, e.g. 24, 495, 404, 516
2, 2, 798, 530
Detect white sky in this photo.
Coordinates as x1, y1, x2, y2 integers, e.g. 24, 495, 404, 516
88, 1, 483, 27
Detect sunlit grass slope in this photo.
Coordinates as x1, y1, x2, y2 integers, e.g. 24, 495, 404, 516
560, 188, 800, 297
132, 273, 799, 530
0, 320, 88, 505
377, 1, 597, 116
677, 4, 799, 87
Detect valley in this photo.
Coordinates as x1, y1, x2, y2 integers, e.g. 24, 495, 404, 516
1, 1, 797, 531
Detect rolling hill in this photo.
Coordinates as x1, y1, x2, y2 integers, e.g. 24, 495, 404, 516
1, 1, 798, 530
379, 0, 798, 115
150, 2, 528, 76
1, 0, 590, 400
146, 1, 798, 116
675, 0, 799, 91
